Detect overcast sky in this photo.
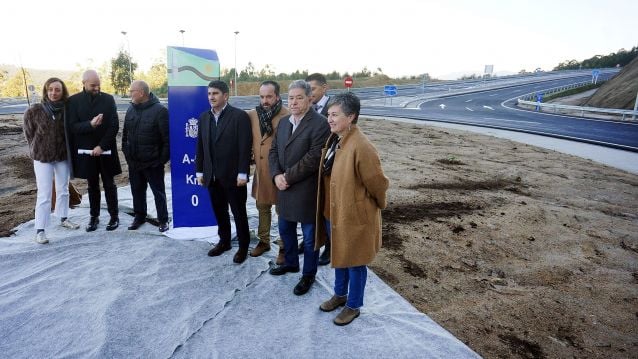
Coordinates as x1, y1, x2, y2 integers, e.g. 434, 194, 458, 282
1, 0, 636, 79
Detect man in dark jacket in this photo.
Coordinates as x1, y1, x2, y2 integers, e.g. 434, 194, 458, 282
195, 80, 252, 264
122, 80, 170, 232
268, 80, 330, 296
304, 73, 332, 265
67, 70, 122, 232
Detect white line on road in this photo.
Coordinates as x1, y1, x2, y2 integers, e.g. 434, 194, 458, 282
465, 107, 474, 112
482, 117, 540, 124
488, 93, 498, 97
483, 105, 494, 110
465, 99, 473, 102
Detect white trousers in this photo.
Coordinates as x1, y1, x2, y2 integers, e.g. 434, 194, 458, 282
33, 160, 70, 230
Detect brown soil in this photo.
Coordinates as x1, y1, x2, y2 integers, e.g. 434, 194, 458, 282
584, 56, 638, 110
1, 114, 637, 358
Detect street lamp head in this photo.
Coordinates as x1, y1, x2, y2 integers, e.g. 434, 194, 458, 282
121, 31, 127, 36
234, 31, 239, 35
179, 29, 185, 34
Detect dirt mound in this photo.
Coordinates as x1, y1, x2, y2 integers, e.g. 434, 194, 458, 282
584, 56, 638, 109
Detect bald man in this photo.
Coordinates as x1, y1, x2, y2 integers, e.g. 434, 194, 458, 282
67, 70, 122, 232
122, 80, 170, 232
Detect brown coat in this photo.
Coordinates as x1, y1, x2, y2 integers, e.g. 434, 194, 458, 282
315, 125, 389, 268
23, 104, 68, 163
247, 106, 290, 205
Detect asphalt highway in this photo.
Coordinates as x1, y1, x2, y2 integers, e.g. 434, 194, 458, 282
2, 69, 636, 152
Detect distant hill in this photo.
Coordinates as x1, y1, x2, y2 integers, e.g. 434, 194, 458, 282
0, 64, 76, 88
583, 56, 638, 109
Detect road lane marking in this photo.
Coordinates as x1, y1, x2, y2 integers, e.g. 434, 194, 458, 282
483, 105, 494, 110
465, 107, 474, 112
482, 117, 540, 124
465, 99, 473, 102
439, 104, 446, 109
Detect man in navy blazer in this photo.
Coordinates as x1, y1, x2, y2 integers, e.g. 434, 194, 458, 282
196, 80, 252, 264
268, 80, 330, 295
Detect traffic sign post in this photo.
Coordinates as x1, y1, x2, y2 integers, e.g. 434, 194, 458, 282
591, 69, 600, 84
384, 85, 398, 106
344, 76, 353, 91
535, 93, 543, 111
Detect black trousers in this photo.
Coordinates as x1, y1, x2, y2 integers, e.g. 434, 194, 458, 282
207, 179, 250, 250
86, 161, 118, 219
129, 165, 168, 223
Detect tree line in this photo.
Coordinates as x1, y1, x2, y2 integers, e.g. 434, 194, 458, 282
553, 46, 638, 70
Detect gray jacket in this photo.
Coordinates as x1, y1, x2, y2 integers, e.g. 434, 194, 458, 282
269, 109, 330, 223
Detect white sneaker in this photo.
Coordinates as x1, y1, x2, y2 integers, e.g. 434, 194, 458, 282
35, 232, 49, 244
61, 219, 80, 230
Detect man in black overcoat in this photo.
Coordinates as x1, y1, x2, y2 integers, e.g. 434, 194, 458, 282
67, 70, 122, 232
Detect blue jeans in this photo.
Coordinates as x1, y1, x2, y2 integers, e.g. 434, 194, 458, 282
278, 219, 318, 276
335, 266, 368, 309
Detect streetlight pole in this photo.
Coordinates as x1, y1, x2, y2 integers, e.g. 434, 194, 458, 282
234, 30, 239, 97
121, 31, 133, 85
179, 29, 185, 46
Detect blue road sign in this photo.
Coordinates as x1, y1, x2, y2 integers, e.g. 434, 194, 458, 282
384, 85, 398, 96
592, 69, 600, 77
536, 93, 543, 102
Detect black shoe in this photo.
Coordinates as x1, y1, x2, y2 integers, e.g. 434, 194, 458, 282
298, 241, 304, 255
86, 217, 99, 232
233, 248, 248, 264
318, 247, 331, 266
158, 222, 169, 233
208, 242, 231, 257
128, 218, 145, 230
293, 275, 315, 296
269, 265, 300, 276
106, 217, 119, 231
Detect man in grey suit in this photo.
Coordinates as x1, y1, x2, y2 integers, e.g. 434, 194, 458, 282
196, 80, 252, 264
268, 80, 330, 296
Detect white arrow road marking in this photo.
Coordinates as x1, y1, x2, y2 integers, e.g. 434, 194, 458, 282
465, 107, 474, 112
483, 105, 494, 110
439, 104, 446, 109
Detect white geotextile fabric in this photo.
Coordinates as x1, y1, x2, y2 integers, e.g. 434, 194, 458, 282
0, 177, 479, 358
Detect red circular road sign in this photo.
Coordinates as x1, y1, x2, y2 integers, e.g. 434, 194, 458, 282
344, 76, 354, 88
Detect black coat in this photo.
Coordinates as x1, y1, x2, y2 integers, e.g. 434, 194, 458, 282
122, 93, 170, 171
269, 109, 330, 223
67, 90, 122, 179
195, 104, 252, 188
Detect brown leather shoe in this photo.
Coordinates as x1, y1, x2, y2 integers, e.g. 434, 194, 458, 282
276, 249, 285, 265
320, 295, 347, 312
233, 248, 248, 264
333, 306, 360, 326
208, 242, 231, 257
250, 242, 271, 257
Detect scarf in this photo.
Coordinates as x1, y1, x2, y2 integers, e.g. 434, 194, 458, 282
42, 100, 65, 120
255, 99, 282, 137
323, 136, 340, 176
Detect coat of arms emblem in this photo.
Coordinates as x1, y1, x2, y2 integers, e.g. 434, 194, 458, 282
185, 118, 198, 138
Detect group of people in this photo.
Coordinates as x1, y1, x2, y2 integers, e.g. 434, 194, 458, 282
23, 70, 170, 245
195, 74, 389, 325
23, 71, 389, 326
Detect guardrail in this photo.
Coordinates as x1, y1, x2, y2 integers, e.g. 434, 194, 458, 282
516, 77, 638, 121
517, 99, 638, 121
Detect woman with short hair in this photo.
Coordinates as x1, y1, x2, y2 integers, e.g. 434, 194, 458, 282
315, 92, 389, 325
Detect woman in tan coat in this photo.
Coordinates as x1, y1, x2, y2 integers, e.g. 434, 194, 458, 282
315, 92, 389, 325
